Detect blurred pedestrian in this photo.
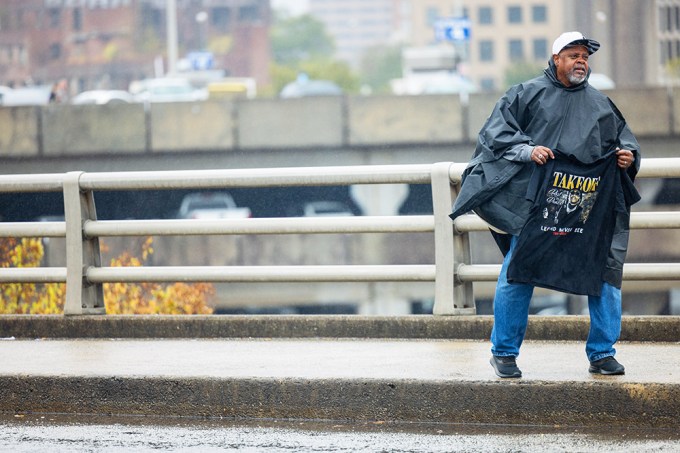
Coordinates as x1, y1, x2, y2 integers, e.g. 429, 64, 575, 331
49, 78, 69, 103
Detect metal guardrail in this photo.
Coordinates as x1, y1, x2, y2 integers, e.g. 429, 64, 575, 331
0, 159, 680, 315
0, 163, 467, 315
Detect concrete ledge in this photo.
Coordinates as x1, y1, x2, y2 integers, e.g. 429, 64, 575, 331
1, 315, 678, 341
1, 375, 677, 428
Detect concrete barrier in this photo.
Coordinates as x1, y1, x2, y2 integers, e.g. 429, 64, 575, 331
0, 106, 40, 156
1, 315, 678, 341
42, 103, 146, 155
467, 92, 500, 139
1, 374, 677, 427
0, 88, 675, 157
348, 95, 463, 145
607, 87, 672, 137
150, 101, 235, 152
238, 97, 344, 149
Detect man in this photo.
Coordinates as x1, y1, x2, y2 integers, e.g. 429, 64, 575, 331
449, 32, 641, 378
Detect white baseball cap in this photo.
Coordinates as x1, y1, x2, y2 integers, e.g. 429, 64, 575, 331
552, 31, 600, 55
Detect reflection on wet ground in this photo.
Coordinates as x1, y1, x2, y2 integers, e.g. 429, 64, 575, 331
1, 413, 679, 453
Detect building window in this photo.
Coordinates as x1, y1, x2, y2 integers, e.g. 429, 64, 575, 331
0, 10, 9, 30
660, 6, 671, 32
73, 8, 82, 31
532, 5, 547, 23
212, 7, 231, 29
141, 5, 163, 31
238, 5, 260, 22
509, 39, 524, 61
659, 6, 666, 31
478, 6, 492, 25
661, 40, 668, 64
508, 6, 522, 24
426, 7, 439, 26
49, 43, 61, 60
48, 8, 61, 28
668, 6, 675, 31
533, 38, 548, 60
480, 78, 496, 91
479, 40, 494, 61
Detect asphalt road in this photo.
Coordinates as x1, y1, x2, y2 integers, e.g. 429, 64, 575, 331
1, 413, 679, 453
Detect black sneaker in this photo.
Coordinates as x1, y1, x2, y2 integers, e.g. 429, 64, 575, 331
490, 355, 522, 378
589, 356, 625, 375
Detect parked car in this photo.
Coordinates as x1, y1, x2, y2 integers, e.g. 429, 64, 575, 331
280, 79, 342, 98
0, 86, 51, 106
130, 78, 208, 103
0, 85, 13, 104
71, 90, 135, 105
303, 201, 355, 217
176, 192, 251, 219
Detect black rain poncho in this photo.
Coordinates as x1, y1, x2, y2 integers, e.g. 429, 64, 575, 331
450, 59, 641, 287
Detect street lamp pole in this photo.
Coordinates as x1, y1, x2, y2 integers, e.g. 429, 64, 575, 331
166, 0, 178, 75
196, 11, 208, 51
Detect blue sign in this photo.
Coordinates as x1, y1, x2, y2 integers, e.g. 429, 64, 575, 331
186, 51, 214, 70
434, 17, 471, 42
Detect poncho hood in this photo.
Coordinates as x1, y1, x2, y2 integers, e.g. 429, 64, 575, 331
544, 58, 594, 90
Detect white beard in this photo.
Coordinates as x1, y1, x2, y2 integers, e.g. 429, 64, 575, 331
567, 70, 586, 85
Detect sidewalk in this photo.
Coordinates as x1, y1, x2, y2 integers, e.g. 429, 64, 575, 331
0, 335, 678, 427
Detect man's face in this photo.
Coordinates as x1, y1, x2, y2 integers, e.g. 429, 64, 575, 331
553, 45, 590, 86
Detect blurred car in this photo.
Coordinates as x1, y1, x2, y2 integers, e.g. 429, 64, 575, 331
302, 201, 355, 217
131, 78, 208, 103
176, 192, 251, 219
0, 85, 12, 104
588, 73, 616, 90
71, 90, 134, 105
280, 80, 343, 98
0, 86, 51, 106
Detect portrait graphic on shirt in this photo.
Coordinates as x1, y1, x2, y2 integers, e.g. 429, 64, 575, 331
541, 171, 600, 233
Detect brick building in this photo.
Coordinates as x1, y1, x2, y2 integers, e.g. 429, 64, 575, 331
0, 0, 271, 91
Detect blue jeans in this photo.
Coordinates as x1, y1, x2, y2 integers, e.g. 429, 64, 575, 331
490, 236, 622, 362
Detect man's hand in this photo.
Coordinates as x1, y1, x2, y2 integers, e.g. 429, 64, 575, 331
532, 146, 554, 165
616, 148, 635, 169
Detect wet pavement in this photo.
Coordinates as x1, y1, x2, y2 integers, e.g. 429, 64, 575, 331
0, 337, 678, 383
2, 413, 680, 453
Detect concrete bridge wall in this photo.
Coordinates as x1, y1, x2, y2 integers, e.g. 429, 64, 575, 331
0, 88, 675, 158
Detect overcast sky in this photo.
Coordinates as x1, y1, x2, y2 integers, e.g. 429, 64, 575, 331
270, 0, 310, 16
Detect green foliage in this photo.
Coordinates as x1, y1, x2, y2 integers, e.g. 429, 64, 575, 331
504, 61, 546, 89
268, 13, 361, 96
271, 14, 335, 66
300, 60, 360, 92
665, 58, 680, 82
360, 45, 403, 94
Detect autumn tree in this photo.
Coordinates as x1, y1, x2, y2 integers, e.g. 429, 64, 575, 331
0, 237, 214, 315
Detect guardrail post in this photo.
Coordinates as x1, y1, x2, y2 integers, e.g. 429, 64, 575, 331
431, 162, 475, 315
63, 171, 105, 315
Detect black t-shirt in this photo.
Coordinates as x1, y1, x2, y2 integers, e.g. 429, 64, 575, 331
506, 152, 629, 296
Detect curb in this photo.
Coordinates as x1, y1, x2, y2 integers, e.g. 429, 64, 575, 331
1, 375, 678, 428
1, 315, 679, 341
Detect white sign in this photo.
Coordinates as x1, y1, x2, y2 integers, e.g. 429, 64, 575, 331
186, 51, 214, 71
434, 17, 471, 42
44, 0, 132, 8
